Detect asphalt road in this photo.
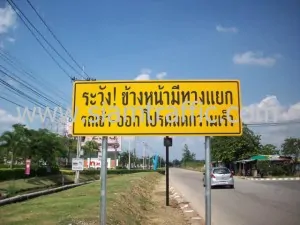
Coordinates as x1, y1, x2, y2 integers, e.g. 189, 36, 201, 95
170, 168, 300, 225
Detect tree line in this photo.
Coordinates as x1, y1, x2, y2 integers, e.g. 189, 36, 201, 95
210, 125, 299, 166
0, 124, 77, 169
0, 123, 165, 170
171, 124, 299, 171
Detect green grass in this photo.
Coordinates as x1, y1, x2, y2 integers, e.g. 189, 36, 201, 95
0, 172, 159, 225
0, 173, 103, 197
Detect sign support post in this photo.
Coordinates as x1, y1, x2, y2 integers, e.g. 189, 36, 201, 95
205, 136, 211, 225
166, 144, 169, 206
164, 136, 172, 206
75, 137, 81, 184
128, 139, 131, 170
100, 136, 108, 225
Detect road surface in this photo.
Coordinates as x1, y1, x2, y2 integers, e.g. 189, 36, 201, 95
170, 168, 300, 225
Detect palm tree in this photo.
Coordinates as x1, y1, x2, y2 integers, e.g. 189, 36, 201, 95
0, 124, 28, 168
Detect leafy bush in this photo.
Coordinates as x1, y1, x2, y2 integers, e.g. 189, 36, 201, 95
269, 164, 293, 176
0, 164, 24, 169
0, 168, 164, 181
269, 165, 286, 176
0, 167, 60, 181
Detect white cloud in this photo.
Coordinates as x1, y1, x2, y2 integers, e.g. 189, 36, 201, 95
0, 108, 21, 134
6, 37, 15, 43
0, 4, 17, 34
216, 25, 238, 33
242, 96, 300, 146
242, 96, 300, 124
134, 68, 167, 80
134, 68, 151, 80
156, 72, 167, 80
233, 51, 278, 67
132, 96, 300, 160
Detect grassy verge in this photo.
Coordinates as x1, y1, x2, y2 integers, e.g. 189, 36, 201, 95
0, 173, 103, 197
0, 172, 162, 225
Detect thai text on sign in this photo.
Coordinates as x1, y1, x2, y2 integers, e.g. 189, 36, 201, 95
71, 80, 242, 136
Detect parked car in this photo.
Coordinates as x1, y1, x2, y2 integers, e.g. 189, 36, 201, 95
203, 167, 234, 189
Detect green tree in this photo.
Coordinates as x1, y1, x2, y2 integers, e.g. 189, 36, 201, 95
211, 125, 261, 163
64, 136, 77, 165
172, 159, 181, 167
181, 144, 196, 166
119, 151, 134, 168
0, 124, 29, 168
281, 137, 300, 172
0, 124, 70, 169
260, 144, 279, 155
82, 140, 99, 163
28, 128, 68, 168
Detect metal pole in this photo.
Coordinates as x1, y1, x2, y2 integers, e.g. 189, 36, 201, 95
166, 144, 169, 206
128, 139, 131, 170
100, 136, 108, 225
159, 156, 161, 168
143, 142, 145, 170
205, 136, 211, 225
75, 136, 80, 184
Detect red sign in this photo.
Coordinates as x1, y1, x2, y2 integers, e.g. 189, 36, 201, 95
25, 159, 31, 175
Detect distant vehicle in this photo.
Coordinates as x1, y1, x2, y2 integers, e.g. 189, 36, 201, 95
203, 167, 234, 189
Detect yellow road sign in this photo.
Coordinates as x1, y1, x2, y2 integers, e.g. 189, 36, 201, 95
71, 80, 242, 136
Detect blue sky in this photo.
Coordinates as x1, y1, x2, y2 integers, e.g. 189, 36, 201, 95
0, 0, 299, 160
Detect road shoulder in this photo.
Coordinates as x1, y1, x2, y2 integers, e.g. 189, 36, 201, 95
145, 176, 191, 225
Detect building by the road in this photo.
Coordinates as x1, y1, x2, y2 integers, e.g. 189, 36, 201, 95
234, 155, 295, 177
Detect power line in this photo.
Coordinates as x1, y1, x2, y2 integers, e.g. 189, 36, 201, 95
0, 96, 60, 124
0, 71, 64, 119
246, 120, 300, 127
0, 48, 69, 103
0, 64, 67, 110
0, 76, 47, 108
25, 0, 90, 79
7, 0, 73, 79
8, 0, 85, 78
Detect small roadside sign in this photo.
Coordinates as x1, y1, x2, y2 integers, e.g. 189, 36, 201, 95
72, 158, 84, 171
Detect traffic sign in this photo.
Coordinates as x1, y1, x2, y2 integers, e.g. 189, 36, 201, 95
71, 80, 242, 136
72, 158, 84, 171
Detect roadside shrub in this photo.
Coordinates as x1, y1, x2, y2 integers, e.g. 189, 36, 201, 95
0, 164, 24, 169
0, 167, 60, 181
0, 168, 162, 181
269, 165, 286, 176
257, 161, 270, 177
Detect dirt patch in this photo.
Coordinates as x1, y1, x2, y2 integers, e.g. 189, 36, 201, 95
104, 172, 190, 225
144, 176, 190, 225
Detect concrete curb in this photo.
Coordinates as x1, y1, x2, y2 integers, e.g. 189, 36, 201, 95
235, 176, 300, 181
169, 186, 204, 225
0, 180, 98, 207
245, 177, 300, 181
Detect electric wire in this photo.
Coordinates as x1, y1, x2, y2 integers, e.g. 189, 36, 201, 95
0, 74, 63, 120
7, 0, 73, 79
0, 64, 68, 111
0, 49, 69, 103
25, 0, 90, 79
0, 96, 60, 123
8, 0, 86, 79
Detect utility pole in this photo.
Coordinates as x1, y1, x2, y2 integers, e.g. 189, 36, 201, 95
205, 136, 212, 225
71, 66, 96, 184
128, 139, 131, 170
142, 142, 146, 170
133, 136, 136, 168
